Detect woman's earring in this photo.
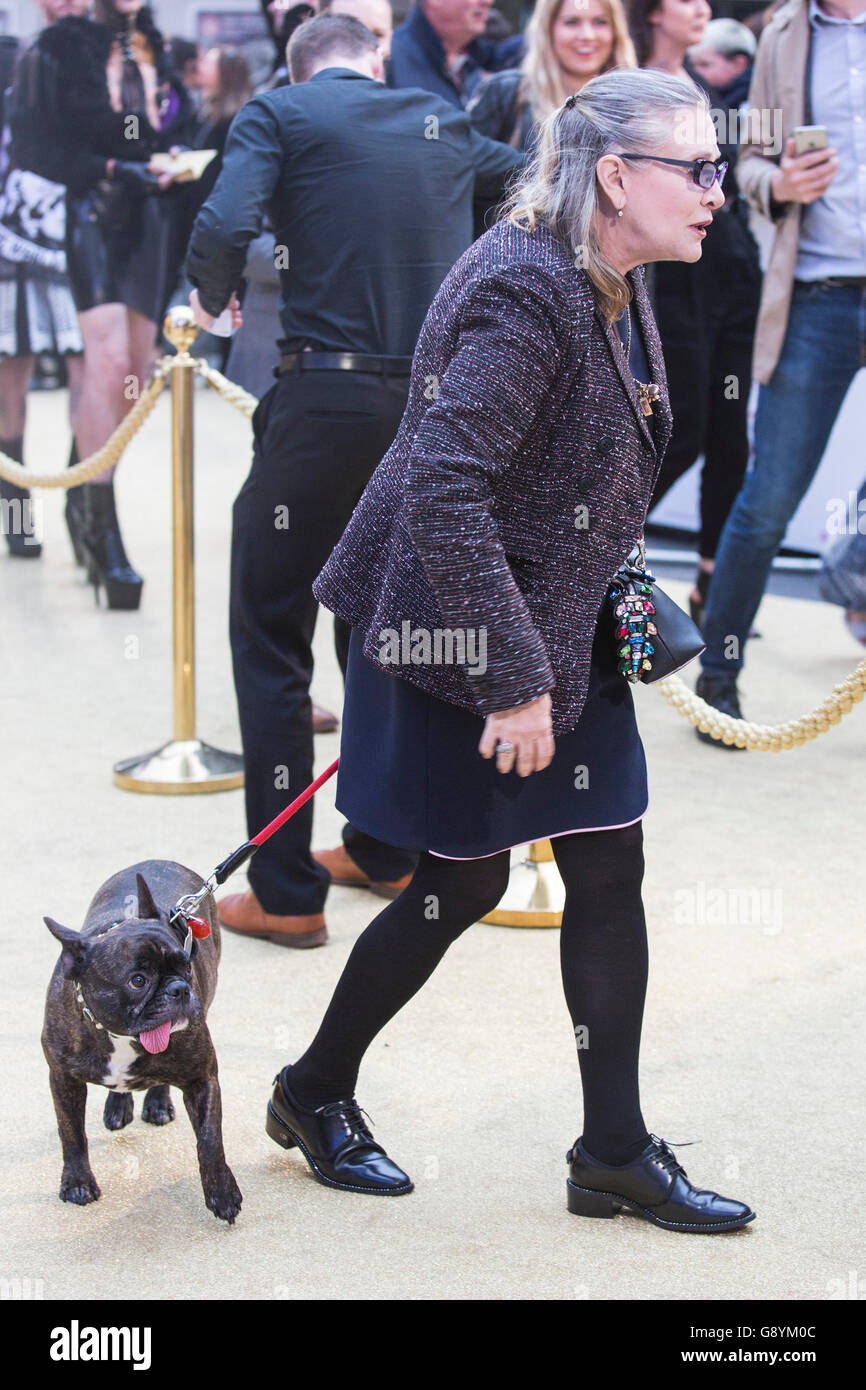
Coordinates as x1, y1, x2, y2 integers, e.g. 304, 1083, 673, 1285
617, 208, 625, 218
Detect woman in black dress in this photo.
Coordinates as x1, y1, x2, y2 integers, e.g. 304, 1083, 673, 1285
9, 0, 194, 608
262, 69, 755, 1235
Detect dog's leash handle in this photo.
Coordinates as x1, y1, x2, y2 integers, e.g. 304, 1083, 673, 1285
169, 758, 342, 952
212, 842, 258, 886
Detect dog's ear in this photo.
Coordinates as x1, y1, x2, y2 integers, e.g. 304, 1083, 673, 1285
44, 917, 88, 979
135, 874, 161, 921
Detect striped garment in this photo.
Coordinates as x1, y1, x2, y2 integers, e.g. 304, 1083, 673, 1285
313, 217, 674, 737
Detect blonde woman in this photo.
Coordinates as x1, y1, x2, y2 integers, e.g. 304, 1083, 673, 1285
467, 0, 636, 152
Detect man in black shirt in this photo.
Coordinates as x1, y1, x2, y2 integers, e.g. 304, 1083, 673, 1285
187, 13, 521, 947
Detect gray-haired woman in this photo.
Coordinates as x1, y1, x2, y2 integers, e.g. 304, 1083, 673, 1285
265, 69, 756, 1235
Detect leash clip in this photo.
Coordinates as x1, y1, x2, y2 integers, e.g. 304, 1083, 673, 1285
168, 879, 216, 958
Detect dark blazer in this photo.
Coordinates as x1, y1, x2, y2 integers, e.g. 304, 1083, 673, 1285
313, 217, 673, 738
186, 68, 522, 356
388, 4, 524, 108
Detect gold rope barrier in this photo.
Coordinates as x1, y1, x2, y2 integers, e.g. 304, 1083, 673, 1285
0, 352, 257, 494
196, 359, 259, 419
653, 662, 866, 749
0, 367, 168, 488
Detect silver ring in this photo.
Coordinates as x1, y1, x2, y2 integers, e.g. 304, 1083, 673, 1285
495, 740, 514, 753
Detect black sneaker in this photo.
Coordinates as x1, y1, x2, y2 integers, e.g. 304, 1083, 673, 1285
695, 671, 746, 750
567, 1135, 755, 1233
266, 1068, 413, 1195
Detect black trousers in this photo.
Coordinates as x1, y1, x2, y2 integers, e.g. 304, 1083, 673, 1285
229, 365, 419, 916
649, 209, 762, 559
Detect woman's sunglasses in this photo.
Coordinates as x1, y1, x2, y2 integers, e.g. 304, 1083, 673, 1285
617, 154, 728, 190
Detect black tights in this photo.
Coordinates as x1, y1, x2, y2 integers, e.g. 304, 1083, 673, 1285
288, 821, 650, 1165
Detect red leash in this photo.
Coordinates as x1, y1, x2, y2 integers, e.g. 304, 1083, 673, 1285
250, 757, 340, 846
168, 758, 340, 940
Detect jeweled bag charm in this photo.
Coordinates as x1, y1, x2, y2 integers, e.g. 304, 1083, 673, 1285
606, 537, 658, 683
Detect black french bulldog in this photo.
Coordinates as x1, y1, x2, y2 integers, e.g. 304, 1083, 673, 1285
43, 860, 241, 1224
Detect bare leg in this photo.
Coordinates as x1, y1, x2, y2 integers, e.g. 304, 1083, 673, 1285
126, 307, 159, 393
63, 353, 89, 564
0, 355, 39, 553
0, 354, 34, 439
65, 351, 85, 431
74, 303, 133, 483
72, 305, 143, 604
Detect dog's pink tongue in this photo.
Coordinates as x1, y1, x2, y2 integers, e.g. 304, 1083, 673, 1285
138, 1022, 172, 1054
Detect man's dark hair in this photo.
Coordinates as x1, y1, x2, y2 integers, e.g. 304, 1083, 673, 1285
287, 13, 379, 85
167, 37, 199, 74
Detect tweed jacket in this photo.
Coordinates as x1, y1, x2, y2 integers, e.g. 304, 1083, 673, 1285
312, 217, 673, 738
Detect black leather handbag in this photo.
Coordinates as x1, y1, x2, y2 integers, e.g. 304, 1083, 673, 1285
606, 537, 705, 684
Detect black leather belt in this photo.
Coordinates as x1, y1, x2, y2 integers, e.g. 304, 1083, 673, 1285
796, 276, 866, 289
275, 351, 414, 378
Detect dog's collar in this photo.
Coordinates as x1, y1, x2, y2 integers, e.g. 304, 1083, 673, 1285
71, 920, 125, 1028
72, 979, 106, 1030
96, 912, 200, 959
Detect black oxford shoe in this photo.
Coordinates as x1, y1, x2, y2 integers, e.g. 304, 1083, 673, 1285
566, 1135, 755, 1233
266, 1069, 413, 1195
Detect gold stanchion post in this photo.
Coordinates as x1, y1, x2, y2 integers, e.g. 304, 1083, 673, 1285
114, 308, 245, 793
480, 839, 564, 927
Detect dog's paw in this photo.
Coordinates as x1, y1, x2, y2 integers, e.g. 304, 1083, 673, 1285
142, 1086, 175, 1126
103, 1091, 134, 1131
60, 1169, 101, 1205
204, 1167, 243, 1225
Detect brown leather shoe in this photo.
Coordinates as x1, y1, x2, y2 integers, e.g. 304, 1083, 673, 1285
312, 703, 339, 734
312, 844, 413, 900
217, 890, 327, 947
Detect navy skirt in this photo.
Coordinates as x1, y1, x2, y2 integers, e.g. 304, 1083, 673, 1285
335, 621, 648, 860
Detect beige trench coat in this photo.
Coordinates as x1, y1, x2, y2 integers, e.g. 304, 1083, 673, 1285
737, 0, 812, 385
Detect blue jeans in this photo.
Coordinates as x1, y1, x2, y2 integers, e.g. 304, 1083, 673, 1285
701, 280, 866, 674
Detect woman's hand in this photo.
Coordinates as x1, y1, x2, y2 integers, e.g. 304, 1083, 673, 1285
147, 157, 181, 191
479, 691, 554, 777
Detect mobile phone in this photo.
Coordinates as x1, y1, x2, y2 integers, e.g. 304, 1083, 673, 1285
792, 125, 828, 155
